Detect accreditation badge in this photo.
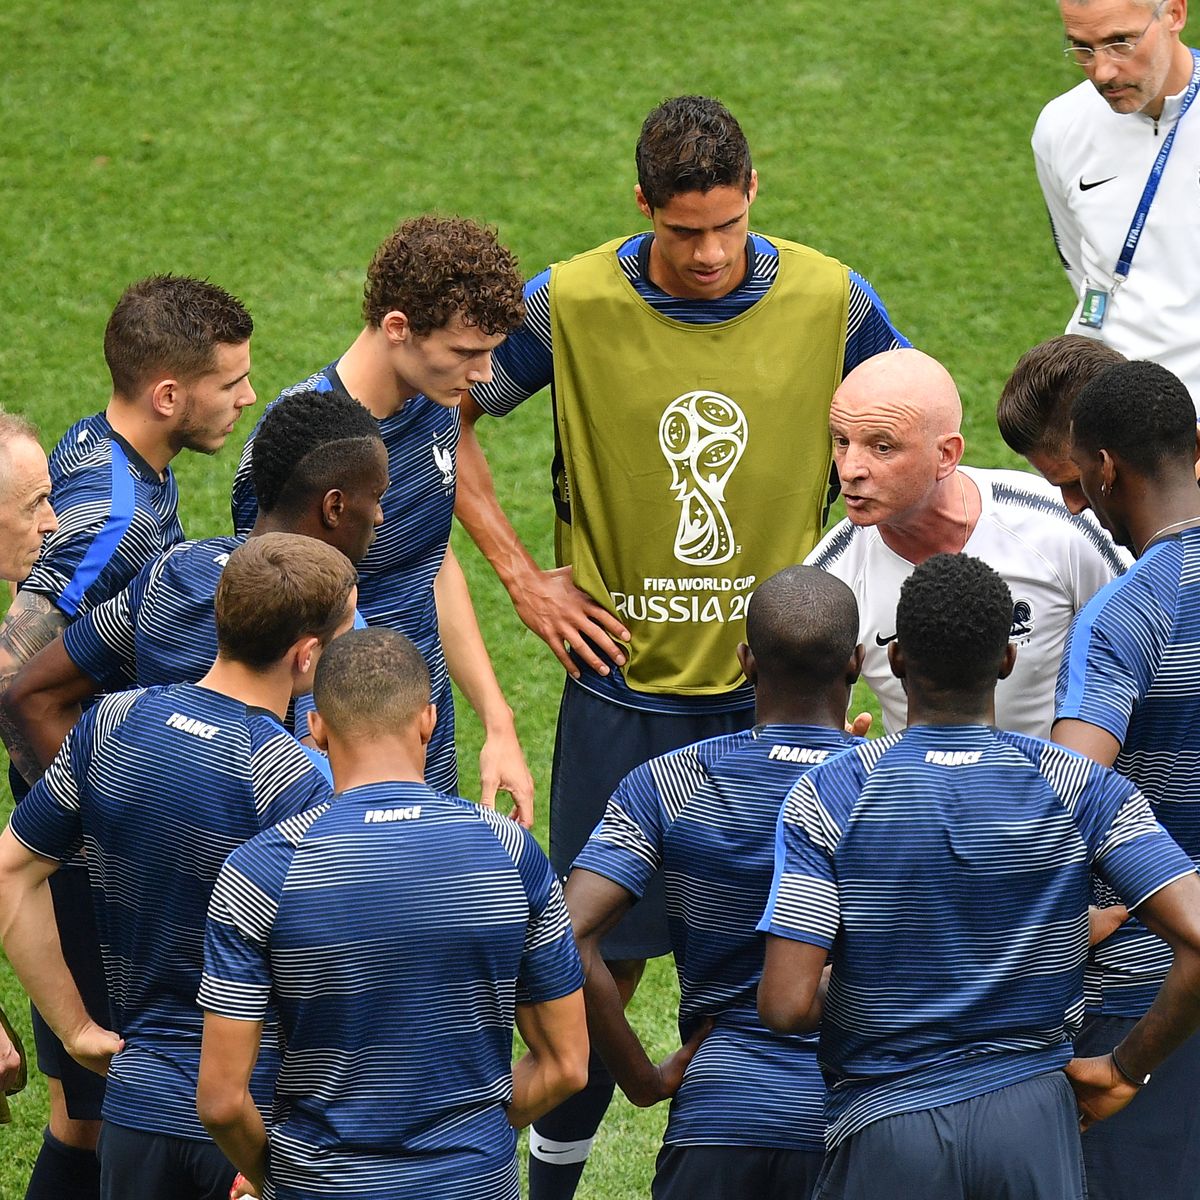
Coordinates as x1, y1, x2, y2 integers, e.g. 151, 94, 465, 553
1078, 286, 1110, 330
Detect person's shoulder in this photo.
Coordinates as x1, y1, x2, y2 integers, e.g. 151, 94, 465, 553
805, 518, 874, 574
1034, 78, 1103, 144
978, 467, 1117, 546
46, 415, 117, 482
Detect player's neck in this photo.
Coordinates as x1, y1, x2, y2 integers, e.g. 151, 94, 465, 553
325, 736, 427, 792
104, 397, 174, 476
906, 686, 995, 728
195, 659, 293, 722
755, 685, 852, 731
338, 329, 416, 419
1130, 475, 1200, 555
878, 469, 979, 564
1147, 41, 1195, 119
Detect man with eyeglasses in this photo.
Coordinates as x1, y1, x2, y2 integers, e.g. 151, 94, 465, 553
1033, 0, 1200, 408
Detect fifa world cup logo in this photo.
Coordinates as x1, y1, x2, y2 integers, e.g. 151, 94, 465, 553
658, 390, 749, 566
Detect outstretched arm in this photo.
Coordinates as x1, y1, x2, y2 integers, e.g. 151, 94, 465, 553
0, 592, 69, 784
434, 545, 533, 826
0, 827, 122, 1075
565, 869, 708, 1106
455, 397, 630, 678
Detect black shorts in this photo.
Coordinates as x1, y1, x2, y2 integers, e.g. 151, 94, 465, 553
1076, 1013, 1200, 1200
30, 867, 110, 1121
97, 1122, 236, 1200
653, 1144, 824, 1200
550, 680, 752, 961
813, 1072, 1085, 1200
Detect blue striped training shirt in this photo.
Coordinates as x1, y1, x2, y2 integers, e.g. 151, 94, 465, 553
469, 233, 907, 718
230, 369, 458, 794
1057, 527, 1200, 1016
23, 413, 183, 619
60, 534, 361, 769
9, 683, 333, 1141
200, 781, 584, 1200
758, 724, 1195, 1149
574, 723, 859, 1151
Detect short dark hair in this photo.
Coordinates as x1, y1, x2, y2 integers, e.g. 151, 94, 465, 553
251, 389, 383, 515
313, 628, 431, 738
103, 274, 253, 398
997, 336, 1126, 458
362, 216, 524, 336
635, 95, 753, 209
1071, 360, 1197, 475
746, 566, 859, 685
896, 554, 1013, 692
214, 533, 357, 669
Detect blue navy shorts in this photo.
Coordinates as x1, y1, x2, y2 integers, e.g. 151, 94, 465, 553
30, 867, 110, 1120
550, 680, 752, 961
1076, 1012, 1200, 1200
97, 1122, 236, 1200
653, 1143, 825, 1200
813, 1072, 1085, 1200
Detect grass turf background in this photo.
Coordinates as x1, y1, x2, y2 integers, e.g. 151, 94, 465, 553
0, 0, 1118, 1193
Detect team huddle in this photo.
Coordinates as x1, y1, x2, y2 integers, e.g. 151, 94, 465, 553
1, 12, 1200, 1198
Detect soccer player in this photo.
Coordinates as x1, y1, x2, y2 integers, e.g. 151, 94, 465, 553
2, 388, 390, 789
1054, 359, 1200, 1199
0, 534, 356, 1200
758, 553, 1200, 1200
806, 347, 1126, 737
0, 274, 255, 1199
230, 216, 531, 811
997, 335, 1126, 512
565, 566, 863, 1200
0, 410, 57, 1112
195, 628, 588, 1199
459, 94, 904, 1197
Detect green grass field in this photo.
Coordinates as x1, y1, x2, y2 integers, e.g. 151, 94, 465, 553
0, 0, 1119, 1193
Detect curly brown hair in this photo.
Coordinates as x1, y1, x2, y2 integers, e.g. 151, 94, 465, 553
362, 216, 524, 336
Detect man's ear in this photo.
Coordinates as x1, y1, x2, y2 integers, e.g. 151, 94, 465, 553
149, 376, 182, 419
321, 488, 346, 529
847, 643, 865, 686
935, 433, 966, 479
736, 642, 756, 686
308, 710, 330, 753
418, 703, 437, 746
380, 311, 412, 346
887, 640, 906, 682
634, 184, 653, 221
998, 642, 1018, 681
292, 634, 321, 683
1098, 448, 1118, 495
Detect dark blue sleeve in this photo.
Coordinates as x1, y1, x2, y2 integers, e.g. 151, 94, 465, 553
469, 269, 554, 418
843, 271, 909, 376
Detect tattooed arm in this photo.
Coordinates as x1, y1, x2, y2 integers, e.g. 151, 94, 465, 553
0, 592, 68, 785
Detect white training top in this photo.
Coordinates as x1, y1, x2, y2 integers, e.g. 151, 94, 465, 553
806, 467, 1129, 738
1033, 69, 1200, 407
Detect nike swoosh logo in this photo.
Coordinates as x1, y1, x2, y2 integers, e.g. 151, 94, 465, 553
875, 632, 897, 646
1079, 176, 1117, 191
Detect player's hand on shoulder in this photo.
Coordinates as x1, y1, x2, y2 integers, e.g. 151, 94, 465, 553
846, 712, 873, 738
515, 567, 629, 678
1088, 904, 1130, 947
64, 1018, 124, 1078
1065, 1053, 1140, 1130
478, 722, 535, 828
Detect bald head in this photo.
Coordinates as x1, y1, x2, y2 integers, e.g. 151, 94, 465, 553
828, 350, 965, 529
832, 349, 962, 438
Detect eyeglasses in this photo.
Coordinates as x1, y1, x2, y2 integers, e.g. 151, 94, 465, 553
1063, 0, 1167, 65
